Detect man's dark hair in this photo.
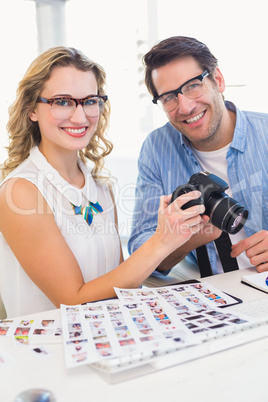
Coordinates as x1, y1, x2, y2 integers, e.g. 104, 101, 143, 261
143, 36, 218, 97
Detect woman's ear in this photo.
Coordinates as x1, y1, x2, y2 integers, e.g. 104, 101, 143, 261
29, 108, 38, 122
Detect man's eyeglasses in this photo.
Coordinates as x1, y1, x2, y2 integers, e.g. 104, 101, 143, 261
37, 95, 108, 119
152, 70, 210, 113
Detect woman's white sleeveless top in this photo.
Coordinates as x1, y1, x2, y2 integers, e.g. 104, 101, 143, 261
0, 147, 121, 317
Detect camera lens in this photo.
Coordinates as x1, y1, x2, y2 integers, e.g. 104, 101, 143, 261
230, 213, 245, 231
205, 193, 248, 234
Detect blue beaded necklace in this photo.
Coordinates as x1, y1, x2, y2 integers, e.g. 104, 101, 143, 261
72, 201, 103, 226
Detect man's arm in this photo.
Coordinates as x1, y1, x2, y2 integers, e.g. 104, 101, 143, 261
128, 140, 164, 258
157, 218, 221, 272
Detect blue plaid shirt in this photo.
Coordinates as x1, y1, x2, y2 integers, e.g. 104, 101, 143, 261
128, 101, 268, 274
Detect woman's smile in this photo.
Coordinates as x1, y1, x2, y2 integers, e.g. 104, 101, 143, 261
61, 126, 89, 138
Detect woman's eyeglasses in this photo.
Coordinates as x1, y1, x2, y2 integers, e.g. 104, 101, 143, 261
37, 95, 108, 119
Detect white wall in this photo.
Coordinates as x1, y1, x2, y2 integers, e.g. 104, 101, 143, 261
0, 0, 267, 243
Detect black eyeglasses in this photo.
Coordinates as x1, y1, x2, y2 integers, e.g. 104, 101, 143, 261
152, 70, 210, 113
37, 95, 108, 119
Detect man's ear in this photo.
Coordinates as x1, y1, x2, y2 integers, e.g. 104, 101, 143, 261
29, 108, 38, 122
214, 67, 225, 94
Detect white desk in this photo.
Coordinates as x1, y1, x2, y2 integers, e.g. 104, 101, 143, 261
1, 267, 268, 402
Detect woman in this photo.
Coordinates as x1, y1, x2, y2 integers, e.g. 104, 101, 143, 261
0, 47, 206, 317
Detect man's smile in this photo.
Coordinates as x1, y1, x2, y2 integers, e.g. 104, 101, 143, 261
184, 111, 205, 124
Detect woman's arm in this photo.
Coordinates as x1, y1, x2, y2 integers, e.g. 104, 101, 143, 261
0, 178, 205, 307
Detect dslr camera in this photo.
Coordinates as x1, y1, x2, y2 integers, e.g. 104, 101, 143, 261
171, 171, 248, 234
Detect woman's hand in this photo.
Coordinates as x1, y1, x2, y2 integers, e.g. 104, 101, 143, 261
154, 190, 206, 254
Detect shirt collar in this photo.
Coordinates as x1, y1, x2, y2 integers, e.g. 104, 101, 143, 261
30, 146, 98, 206
225, 101, 246, 153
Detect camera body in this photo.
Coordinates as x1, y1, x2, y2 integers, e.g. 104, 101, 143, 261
171, 171, 248, 234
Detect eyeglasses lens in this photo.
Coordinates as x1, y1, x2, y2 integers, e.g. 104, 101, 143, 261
83, 98, 104, 117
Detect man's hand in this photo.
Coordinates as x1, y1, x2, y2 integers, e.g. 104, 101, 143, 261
231, 230, 268, 272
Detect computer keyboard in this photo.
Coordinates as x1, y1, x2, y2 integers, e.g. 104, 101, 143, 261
226, 298, 268, 319
92, 311, 268, 383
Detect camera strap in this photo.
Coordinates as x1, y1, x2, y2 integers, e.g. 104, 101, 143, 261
196, 245, 213, 277
214, 232, 239, 272
196, 232, 239, 277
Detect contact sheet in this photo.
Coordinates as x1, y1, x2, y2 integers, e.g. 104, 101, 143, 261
61, 282, 251, 368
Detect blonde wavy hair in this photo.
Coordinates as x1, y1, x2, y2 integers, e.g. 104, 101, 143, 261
1, 46, 113, 180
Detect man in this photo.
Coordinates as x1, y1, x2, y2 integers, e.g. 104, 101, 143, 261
128, 36, 268, 277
